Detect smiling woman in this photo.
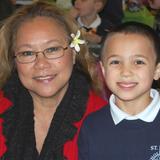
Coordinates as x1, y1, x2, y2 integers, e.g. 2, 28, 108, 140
0, 1, 107, 160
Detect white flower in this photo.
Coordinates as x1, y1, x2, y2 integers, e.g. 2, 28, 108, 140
69, 30, 85, 52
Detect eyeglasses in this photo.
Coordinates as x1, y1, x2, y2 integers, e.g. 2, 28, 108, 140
14, 46, 68, 64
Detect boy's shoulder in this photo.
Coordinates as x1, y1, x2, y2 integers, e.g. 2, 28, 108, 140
84, 104, 111, 126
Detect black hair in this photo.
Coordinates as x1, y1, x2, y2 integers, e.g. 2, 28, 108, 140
102, 22, 160, 64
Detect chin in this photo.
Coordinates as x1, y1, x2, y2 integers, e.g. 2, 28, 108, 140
117, 94, 138, 101
38, 90, 58, 98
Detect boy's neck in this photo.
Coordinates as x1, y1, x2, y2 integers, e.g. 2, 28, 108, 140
115, 95, 152, 115
80, 14, 98, 27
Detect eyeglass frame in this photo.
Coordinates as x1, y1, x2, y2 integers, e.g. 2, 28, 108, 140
14, 46, 68, 64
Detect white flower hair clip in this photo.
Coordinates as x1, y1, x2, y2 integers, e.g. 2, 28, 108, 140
70, 30, 85, 53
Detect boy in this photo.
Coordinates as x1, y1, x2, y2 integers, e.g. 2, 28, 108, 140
78, 22, 160, 160
70, 0, 107, 45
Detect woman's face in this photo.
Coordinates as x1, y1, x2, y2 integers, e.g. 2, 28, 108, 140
15, 16, 75, 100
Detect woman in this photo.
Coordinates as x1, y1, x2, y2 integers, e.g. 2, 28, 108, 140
0, 1, 107, 160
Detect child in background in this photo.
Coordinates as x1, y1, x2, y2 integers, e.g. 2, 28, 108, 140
70, 0, 107, 45
122, 0, 155, 27
78, 22, 160, 160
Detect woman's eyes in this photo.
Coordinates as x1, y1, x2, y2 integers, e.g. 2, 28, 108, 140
45, 46, 61, 53
20, 51, 34, 56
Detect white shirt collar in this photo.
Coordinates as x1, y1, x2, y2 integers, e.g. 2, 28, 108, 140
110, 89, 160, 125
77, 14, 101, 29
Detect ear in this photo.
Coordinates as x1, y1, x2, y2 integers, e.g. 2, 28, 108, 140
154, 63, 160, 80
99, 61, 105, 77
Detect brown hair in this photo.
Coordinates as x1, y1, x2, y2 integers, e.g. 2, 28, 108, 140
0, 0, 103, 95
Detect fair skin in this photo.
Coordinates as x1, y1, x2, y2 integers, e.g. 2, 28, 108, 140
69, 0, 103, 43
73, 0, 103, 26
148, 0, 160, 9
100, 33, 160, 115
15, 16, 75, 153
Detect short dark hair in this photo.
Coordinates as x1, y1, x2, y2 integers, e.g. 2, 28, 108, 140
102, 22, 160, 64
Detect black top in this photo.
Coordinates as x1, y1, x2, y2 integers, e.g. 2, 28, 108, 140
97, 0, 124, 38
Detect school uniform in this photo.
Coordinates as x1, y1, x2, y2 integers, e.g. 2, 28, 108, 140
78, 89, 160, 160
77, 15, 101, 33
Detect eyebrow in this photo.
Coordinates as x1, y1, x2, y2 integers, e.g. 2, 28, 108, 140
103, 54, 150, 61
131, 54, 150, 60
103, 54, 119, 60
15, 39, 66, 51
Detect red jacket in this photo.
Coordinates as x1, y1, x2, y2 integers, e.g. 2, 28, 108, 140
63, 91, 107, 160
0, 90, 107, 159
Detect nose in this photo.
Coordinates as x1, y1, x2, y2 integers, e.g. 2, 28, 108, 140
34, 52, 50, 69
121, 63, 133, 77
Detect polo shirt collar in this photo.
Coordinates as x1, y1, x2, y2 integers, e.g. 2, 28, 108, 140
77, 14, 101, 29
110, 89, 160, 125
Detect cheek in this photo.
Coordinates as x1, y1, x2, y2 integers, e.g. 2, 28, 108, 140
16, 63, 31, 78
138, 67, 155, 78
16, 64, 33, 87
56, 54, 75, 70
102, 65, 113, 77
82, 5, 92, 13
101, 66, 113, 82
142, 72, 155, 85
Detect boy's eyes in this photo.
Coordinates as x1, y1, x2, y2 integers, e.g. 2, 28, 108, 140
107, 59, 146, 65
109, 60, 120, 65
134, 60, 145, 65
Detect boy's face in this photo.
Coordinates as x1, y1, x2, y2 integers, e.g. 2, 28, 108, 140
74, 0, 100, 17
100, 33, 160, 107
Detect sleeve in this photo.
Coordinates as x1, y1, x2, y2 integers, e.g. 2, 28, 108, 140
78, 121, 90, 160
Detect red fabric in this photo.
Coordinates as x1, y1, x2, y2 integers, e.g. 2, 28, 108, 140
0, 90, 12, 158
63, 91, 107, 160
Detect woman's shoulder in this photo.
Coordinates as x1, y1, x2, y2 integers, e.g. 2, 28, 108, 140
0, 90, 12, 158
84, 90, 107, 117
0, 90, 12, 115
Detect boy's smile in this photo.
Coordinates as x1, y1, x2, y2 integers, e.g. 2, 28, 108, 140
100, 33, 160, 114
117, 81, 138, 90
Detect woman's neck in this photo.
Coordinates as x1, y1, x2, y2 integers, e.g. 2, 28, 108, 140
33, 97, 61, 154
31, 88, 67, 153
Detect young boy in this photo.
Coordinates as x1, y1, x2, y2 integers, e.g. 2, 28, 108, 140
78, 22, 160, 160
70, 0, 107, 44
